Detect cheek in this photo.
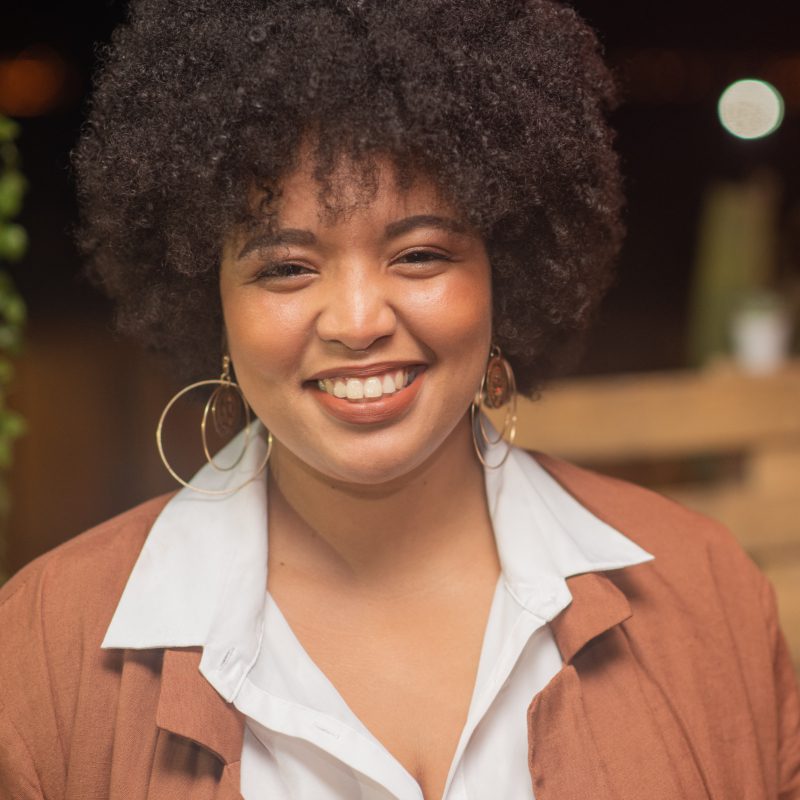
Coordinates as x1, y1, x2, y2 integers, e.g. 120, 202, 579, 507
406, 267, 492, 358
222, 293, 310, 384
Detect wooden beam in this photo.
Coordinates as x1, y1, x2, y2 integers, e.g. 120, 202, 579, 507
488, 359, 800, 461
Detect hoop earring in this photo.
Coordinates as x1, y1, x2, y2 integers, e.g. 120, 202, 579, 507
470, 345, 517, 469
156, 354, 272, 496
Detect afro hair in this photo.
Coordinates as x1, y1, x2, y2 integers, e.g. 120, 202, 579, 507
73, 0, 624, 396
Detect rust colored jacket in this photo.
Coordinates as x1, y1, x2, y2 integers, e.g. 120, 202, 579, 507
1, 456, 799, 800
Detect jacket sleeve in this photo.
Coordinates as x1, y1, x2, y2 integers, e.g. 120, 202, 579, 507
0, 568, 66, 800
761, 577, 800, 799
0, 703, 45, 800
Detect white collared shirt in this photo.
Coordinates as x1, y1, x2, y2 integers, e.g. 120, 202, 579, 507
103, 423, 653, 799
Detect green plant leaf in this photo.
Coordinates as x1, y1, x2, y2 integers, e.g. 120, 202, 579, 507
0, 325, 21, 351
0, 358, 14, 383
0, 171, 27, 219
0, 411, 25, 439
0, 224, 27, 262
0, 118, 20, 144
0, 295, 25, 326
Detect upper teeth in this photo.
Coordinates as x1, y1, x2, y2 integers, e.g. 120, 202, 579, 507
317, 368, 416, 401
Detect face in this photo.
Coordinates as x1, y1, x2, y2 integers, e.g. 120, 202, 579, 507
219, 152, 493, 485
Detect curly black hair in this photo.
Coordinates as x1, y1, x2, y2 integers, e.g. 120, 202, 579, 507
73, 0, 623, 396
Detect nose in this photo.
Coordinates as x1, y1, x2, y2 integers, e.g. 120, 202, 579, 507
315, 265, 397, 351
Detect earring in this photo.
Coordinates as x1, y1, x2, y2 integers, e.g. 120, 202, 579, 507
156, 354, 272, 495
470, 345, 517, 469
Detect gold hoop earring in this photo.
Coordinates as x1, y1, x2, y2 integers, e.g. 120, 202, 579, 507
156, 354, 272, 495
470, 345, 517, 469
201, 355, 252, 472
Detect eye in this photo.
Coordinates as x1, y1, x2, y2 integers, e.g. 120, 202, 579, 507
393, 249, 452, 275
255, 262, 315, 281
400, 249, 449, 263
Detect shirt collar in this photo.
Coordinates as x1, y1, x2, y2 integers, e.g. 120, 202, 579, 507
484, 440, 652, 619
103, 418, 653, 699
103, 423, 272, 699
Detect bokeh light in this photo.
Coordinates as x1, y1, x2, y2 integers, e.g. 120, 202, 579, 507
718, 79, 785, 140
0, 46, 69, 117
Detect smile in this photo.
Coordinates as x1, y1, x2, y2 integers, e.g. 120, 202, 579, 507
316, 367, 423, 402
308, 364, 427, 426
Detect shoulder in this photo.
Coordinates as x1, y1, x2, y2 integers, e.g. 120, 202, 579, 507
0, 493, 175, 657
534, 451, 757, 578
533, 451, 778, 641
535, 453, 793, 689
534, 453, 800, 795
0, 494, 175, 796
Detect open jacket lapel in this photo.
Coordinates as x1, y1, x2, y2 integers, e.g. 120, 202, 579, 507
142, 575, 685, 800
529, 572, 708, 800
147, 648, 245, 800
143, 581, 644, 800
527, 572, 630, 800
548, 571, 632, 664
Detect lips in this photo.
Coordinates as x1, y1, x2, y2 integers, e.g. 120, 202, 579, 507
308, 364, 427, 425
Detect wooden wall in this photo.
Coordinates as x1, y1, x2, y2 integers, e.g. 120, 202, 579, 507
7, 317, 181, 571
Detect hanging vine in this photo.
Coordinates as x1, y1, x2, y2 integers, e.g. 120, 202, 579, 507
0, 115, 28, 583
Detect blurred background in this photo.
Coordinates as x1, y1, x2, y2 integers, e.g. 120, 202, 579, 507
1, 1, 799, 664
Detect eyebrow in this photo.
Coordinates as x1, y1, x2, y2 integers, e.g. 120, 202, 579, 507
236, 214, 468, 260
384, 214, 467, 240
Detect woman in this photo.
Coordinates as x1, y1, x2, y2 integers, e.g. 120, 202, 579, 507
1, 0, 798, 798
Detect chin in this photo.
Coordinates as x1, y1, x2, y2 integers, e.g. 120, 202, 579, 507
301, 431, 446, 488
322, 449, 433, 487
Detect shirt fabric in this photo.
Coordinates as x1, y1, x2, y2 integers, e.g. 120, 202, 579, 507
103, 422, 653, 799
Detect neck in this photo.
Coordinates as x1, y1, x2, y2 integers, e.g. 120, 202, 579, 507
267, 415, 496, 592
